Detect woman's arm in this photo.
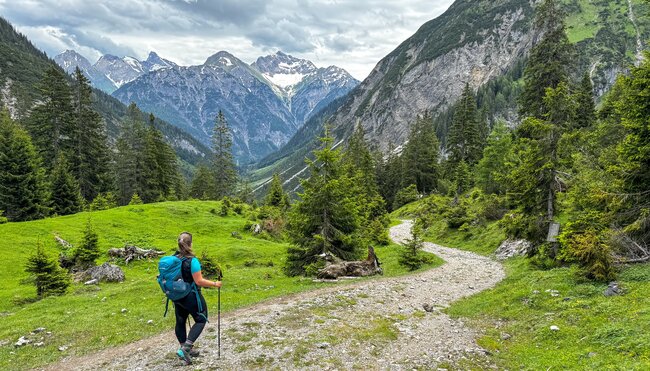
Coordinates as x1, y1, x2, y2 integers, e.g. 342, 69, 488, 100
192, 270, 222, 288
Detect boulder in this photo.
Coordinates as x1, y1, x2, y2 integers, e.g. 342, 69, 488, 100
495, 239, 532, 260
604, 282, 623, 297
77, 263, 125, 283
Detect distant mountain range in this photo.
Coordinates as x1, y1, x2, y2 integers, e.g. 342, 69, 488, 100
55, 50, 358, 165
55, 50, 176, 93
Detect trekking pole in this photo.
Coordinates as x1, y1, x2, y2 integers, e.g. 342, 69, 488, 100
217, 285, 221, 359
217, 267, 223, 359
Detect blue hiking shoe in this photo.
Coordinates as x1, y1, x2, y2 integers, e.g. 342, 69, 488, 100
176, 347, 192, 365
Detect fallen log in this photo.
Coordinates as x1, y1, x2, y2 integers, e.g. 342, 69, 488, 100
317, 246, 382, 279
108, 245, 165, 264
54, 235, 73, 249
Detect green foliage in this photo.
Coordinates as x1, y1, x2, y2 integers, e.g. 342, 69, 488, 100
367, 218, 390, 246
398, 221, 433, 271
393, 184, 419, 210
74, 220, 101, 270
211, 110, 238, 199
286, 129, 361, 276
448, 84, 484, 168
89, 192, 118, 211
400, 113, 440, 194
189, 164, 215, 200
26, 66, 74, 170
25, 243, 71, 297
0, 210, 7, 224
128, 193, 143, 205
0, 110, 49, 221
519, 0, 574, 119
50, 154, 83, 216
70, 67, 112, 203
445, 201, 471, 229
200, 250, 222, 279
558, 213, 615, 281
265, 173, 289, 209
476, 121, 513, 195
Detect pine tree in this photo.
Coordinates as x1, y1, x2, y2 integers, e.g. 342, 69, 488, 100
574, 72, 596, 129
211, 110, 238, 199
115, 103, 148, 205
342, 123, 386, 223
25, 243, 71, 297
50, 154, 83, 216
447, 84, 483, 167
141, 114, 181, 202
518, 0, 574, 119
189, 165, 216, 200
265, 173, 289, 208
476, 121, 513, 195
71, 67, 112, 202
74, 219, 101, 269
398, 220, 432, 271
286, 128, 361, 276
377, 143, 404, 211
0, 110, 49, 221
27, 66, 74, 170
401, 113, 440, 194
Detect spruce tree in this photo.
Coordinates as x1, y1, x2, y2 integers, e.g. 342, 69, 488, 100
265, 173, 289, 208
211, 110, 237, 199
377, 143, 404, 211
141, 114, 181, 202
189, 165, 216, 200
0, 110, 49, 221
27, 66, 74, 170
574, 72, 596, 129
447, 84, 482, 168
518, 0, 574, 119
398, 220, 432, 271
71, 67, 112, 202
286, 128, 361, 276
25, 243, 71, 297
342, 123, 386, 223
401, 113, 440, 194
115, 103, 148, 205
50, 154, 83, 216
74, 219, 101, 269
476, 121, 513, 195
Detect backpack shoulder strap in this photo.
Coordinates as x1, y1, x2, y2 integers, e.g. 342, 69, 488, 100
181, 257, 193, 283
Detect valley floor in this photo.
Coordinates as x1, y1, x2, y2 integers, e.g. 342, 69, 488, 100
45, 220, 504, 370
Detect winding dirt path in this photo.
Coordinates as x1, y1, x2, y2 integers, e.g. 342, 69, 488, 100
44, 221, 504, 370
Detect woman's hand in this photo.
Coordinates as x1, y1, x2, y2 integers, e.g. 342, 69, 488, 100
213, 281, 222, 288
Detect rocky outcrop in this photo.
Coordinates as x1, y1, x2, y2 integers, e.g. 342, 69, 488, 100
495, 239, 532, 260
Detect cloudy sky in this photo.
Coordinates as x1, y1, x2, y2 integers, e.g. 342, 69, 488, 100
0, 0, 454, 80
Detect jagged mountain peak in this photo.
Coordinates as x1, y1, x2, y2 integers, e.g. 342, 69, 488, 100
203, 50, 242, 67
253, 51, 318, 78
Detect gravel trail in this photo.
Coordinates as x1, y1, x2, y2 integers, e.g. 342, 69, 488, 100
45, 220, 504, 370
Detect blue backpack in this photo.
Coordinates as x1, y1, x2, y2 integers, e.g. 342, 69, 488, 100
157, 255, 205, 318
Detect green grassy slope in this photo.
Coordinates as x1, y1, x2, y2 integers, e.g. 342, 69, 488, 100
0, 201, 436, 369
394, 198, 650, 369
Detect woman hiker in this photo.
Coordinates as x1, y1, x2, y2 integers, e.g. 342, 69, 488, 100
173, 231, 222, 365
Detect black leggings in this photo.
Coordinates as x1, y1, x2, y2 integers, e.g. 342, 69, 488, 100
173, 290, 208, 344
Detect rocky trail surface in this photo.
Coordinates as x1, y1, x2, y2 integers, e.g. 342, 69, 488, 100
44, 221, 504, 370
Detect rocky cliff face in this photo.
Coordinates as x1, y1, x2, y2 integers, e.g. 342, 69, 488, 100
327, 0, 535, 153
255, 0, 649, 192
54, 50, 118, 93
112, 51, 358, 165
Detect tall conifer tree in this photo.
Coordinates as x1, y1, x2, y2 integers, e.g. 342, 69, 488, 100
286, 128, 360, 276
447, 84, 482, 168
401, 113, 440, 194
28, 66, 74, 170
71, 67, 112, 202
50, 154, 83, 216
211, 110, 237, 199
0, 110, 49, 221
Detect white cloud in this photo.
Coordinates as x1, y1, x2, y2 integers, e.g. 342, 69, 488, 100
0, 0, 454, 80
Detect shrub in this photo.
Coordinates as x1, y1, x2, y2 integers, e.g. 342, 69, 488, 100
398, 221, 433, 271
558, 213, 616, 281
74, 220, 101, 269
219, 202, 230, 216
200, 250, 222, 279
367, 218, 390, 246
0, 210, 7, 224
89, 192, 118, 211
25, 244, 71, 297
393, 184, 419, 209
445, 202, 471, 229
129, 193, 143, 205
